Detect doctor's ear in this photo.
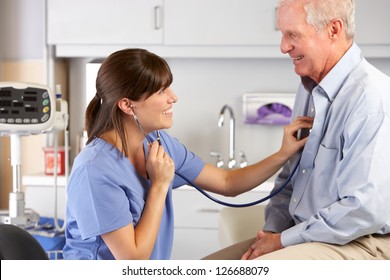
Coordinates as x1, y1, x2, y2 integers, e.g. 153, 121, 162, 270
117, 98, 134, 115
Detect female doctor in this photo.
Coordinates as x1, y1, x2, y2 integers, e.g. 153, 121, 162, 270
63, 48, 313, 260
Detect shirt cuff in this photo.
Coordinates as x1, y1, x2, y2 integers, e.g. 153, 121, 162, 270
280, 223, 306, 247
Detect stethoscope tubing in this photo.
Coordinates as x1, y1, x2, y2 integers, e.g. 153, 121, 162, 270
174, 156, 300, 208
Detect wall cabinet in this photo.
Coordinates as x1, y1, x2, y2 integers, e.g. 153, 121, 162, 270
47, 0, 389, 58
47, 0, 163, 45
164, 0, 280, 46
47, 0, 283, 58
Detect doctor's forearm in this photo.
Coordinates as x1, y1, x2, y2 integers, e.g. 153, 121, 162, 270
225, 151, 290, 196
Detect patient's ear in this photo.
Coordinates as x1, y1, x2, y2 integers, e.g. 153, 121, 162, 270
328, 18, 343, 39
117, 98, 134, 115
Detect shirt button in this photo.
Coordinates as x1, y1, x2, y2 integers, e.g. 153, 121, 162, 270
293, 198, 297, 203
302, 169, 307, 174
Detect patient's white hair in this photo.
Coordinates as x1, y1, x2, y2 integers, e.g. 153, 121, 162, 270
278, 0, 355, 40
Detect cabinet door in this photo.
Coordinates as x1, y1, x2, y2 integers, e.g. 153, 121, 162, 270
354, 0, 390, 45
171, 228, 220, 260
164, 0, 281, 46
47, 0, 163, 45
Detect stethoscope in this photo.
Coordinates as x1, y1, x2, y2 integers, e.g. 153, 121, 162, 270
132, 111, 300, 208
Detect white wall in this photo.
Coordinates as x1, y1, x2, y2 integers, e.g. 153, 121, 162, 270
166, 58, 299, 166
0, 0, 45, 60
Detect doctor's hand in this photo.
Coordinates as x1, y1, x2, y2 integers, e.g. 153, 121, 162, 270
278, 116, 313, 160
241, 230, 283, 260
146, 141, 175, 192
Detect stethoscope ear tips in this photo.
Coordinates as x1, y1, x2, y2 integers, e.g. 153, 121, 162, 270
156, 131, 161, 145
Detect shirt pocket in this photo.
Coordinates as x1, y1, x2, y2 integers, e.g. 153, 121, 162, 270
314, 144, 340, 200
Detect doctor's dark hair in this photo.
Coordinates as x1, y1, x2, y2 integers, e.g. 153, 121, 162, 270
85, 48, 173, 155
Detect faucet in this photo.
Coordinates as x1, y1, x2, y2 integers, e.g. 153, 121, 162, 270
218, 105, 236, 169
210, 105, 247, 169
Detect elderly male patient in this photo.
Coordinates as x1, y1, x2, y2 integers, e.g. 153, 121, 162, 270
204, 0, 390, 260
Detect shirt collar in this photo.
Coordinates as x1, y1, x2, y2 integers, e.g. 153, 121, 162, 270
301, 42, 363, 101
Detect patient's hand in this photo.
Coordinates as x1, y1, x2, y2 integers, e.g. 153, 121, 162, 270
241, 230, 283, 260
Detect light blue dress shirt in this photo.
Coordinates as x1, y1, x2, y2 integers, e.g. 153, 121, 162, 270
264, 43, 390, 247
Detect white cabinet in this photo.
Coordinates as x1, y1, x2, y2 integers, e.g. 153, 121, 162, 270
46, 0, 283, 58
171, 184, 272, 260
22, 174, 67, 220
47, 0, 163, 45
164, 0, 280, 46
47, 0, 279, 46
172, 228, 220, 260
46, 0, 390, 58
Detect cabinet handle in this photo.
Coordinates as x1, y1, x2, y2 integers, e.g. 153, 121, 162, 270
197, 209, 220, 213
154, 6, 162, 30
274, 7, 279, 31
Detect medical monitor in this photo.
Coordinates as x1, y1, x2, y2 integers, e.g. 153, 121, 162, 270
0, 82, 55, 135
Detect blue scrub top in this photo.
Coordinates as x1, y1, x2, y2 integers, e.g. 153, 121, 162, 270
63, 130, 205, 259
